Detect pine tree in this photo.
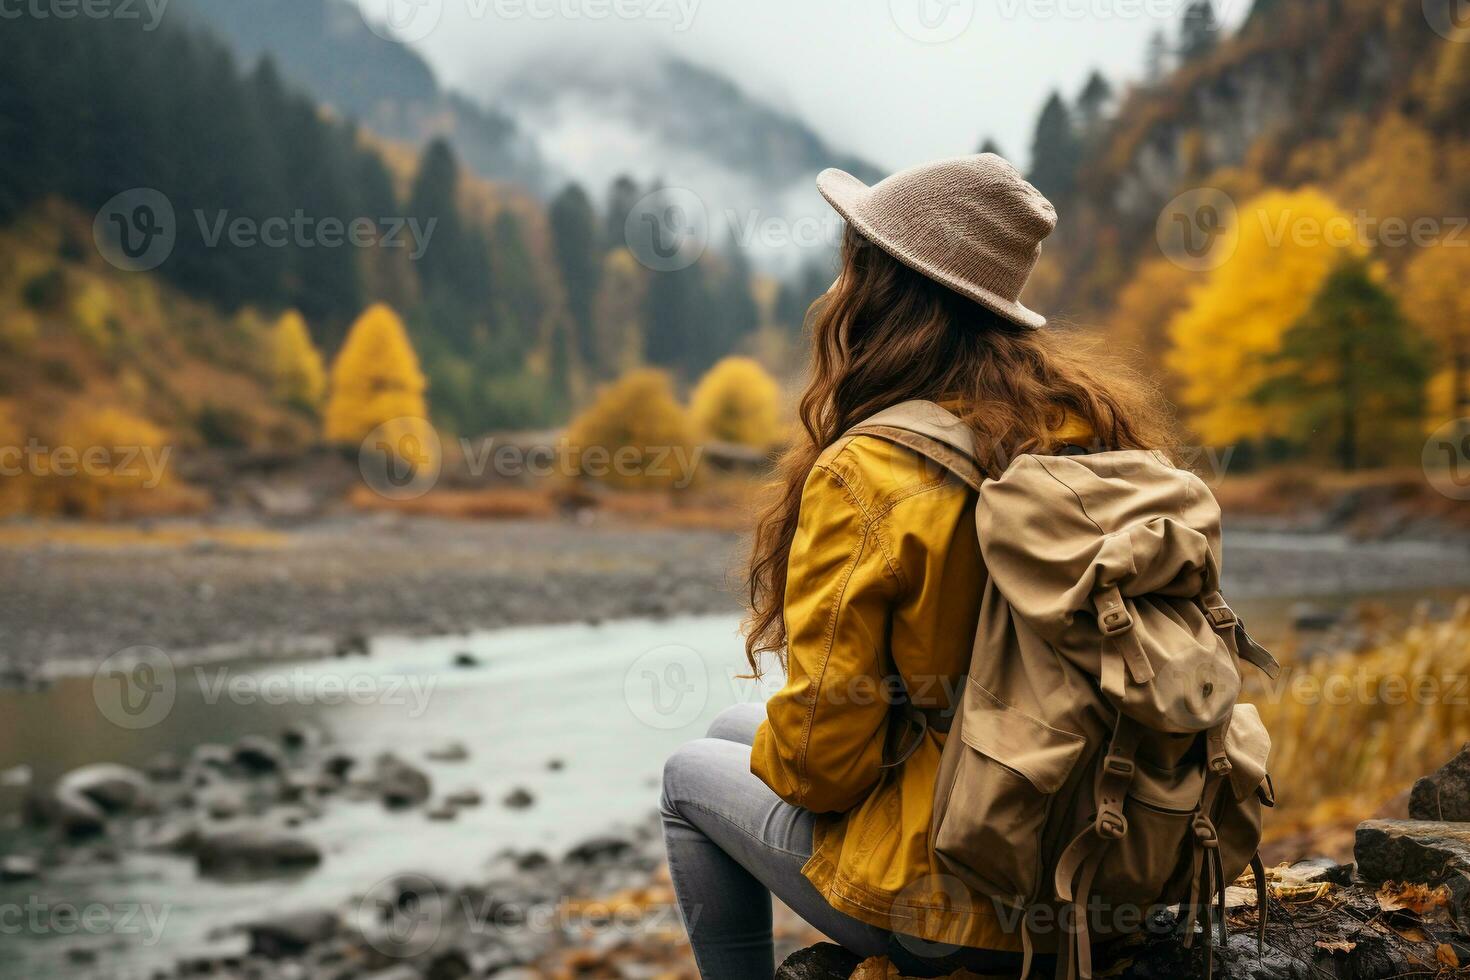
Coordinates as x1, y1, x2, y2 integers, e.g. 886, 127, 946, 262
592, 248, 648, 378
1254, 259, 1429, 470
1076, 71, 1114, 136
1144, 29, 1170, 83
603, 175, 642, 252
549, 183, 601, 371
270, 310, 326, 410
711, 232, 760, 355
489, 210, 544, 363
1027, 92, 1081, 200
324, 304, 429, 444
644, 259, 712, 378
409, 139, 492, 333
1179, 1, 1220, 63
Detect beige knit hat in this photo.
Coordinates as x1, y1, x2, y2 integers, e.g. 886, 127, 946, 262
816, 153, 1058, 329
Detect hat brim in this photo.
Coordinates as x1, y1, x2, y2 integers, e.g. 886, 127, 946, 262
815, 167, 1047, 330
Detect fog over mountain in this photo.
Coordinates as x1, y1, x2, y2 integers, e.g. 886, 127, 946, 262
494, 44, 883, 270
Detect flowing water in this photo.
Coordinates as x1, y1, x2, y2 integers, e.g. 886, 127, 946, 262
1, 530, 1468, 977
0, 614, 766, 979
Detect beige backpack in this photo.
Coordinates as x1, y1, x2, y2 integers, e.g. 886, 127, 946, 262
848, 401, 1279, 980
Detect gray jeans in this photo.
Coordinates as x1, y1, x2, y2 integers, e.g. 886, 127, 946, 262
659, 703, 1023, 980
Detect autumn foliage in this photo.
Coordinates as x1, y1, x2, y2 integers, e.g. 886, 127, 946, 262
323, 304, 429, 445
564, 369, 695, 490
690, 356, 783, 448
270, 310, 326, 411
1165, 189, 1367, 446
28, 405, 173, 518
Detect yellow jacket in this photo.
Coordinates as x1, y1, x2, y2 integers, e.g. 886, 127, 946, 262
751, 429, 1042, 951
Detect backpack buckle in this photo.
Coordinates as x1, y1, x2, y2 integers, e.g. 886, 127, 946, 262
1097, 808, 1128, 839
1103, 755, 1135, 779
1094, 587, 1133, 636
1201, 592, 1237, 630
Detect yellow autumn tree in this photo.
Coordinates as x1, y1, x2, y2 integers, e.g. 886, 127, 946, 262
565, 369, 695, 490
1400, 242, 1470, 426
270, 310, 326, 410
0, 400, 23, 516
690, 356, 783, 448
324, 304, 429, 445
1166, 188, 1367, 444
34, 406, 171, 518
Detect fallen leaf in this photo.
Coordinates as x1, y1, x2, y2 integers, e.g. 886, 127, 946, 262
1437, 944, 1461, 968
1391, 924, 1429, 943
850, 956, 897, 980
1314, 939, 1356, 954
1375, 881, 1453, 917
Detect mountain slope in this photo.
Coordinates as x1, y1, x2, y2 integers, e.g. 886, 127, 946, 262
172, 0, 543, 190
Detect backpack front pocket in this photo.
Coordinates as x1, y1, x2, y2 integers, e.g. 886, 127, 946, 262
933, 680, 1087, 904
1094, 758, 1205, 909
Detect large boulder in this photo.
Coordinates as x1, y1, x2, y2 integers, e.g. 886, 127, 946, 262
1409, 743, 1470, 822
775, 943, 864, 980
1354, 819, 1470, 918
195, 826, 322, 878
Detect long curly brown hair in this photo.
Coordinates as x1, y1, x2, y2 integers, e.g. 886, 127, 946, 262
742, 227, 1175, 676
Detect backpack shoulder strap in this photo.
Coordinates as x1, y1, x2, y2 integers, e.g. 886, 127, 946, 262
844, 400, 986, 493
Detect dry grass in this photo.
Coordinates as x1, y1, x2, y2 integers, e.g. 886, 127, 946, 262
0, 522, 290, 551
346, 485, 559, 520
347, 473, 763, 532
1250, 598, 1470, 853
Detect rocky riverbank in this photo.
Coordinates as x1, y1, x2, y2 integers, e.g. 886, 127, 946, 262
13, 719, 1470, 979
4, 717, 815, 979
6, 511, 1470, 689
0, 513, 744, 684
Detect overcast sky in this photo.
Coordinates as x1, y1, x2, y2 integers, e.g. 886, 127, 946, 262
408, 0, 1250, 173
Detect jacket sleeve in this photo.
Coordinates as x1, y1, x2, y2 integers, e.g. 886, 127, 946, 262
751, 460, 901, 813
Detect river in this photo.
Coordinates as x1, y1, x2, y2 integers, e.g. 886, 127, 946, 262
1, 529, 1468, 978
